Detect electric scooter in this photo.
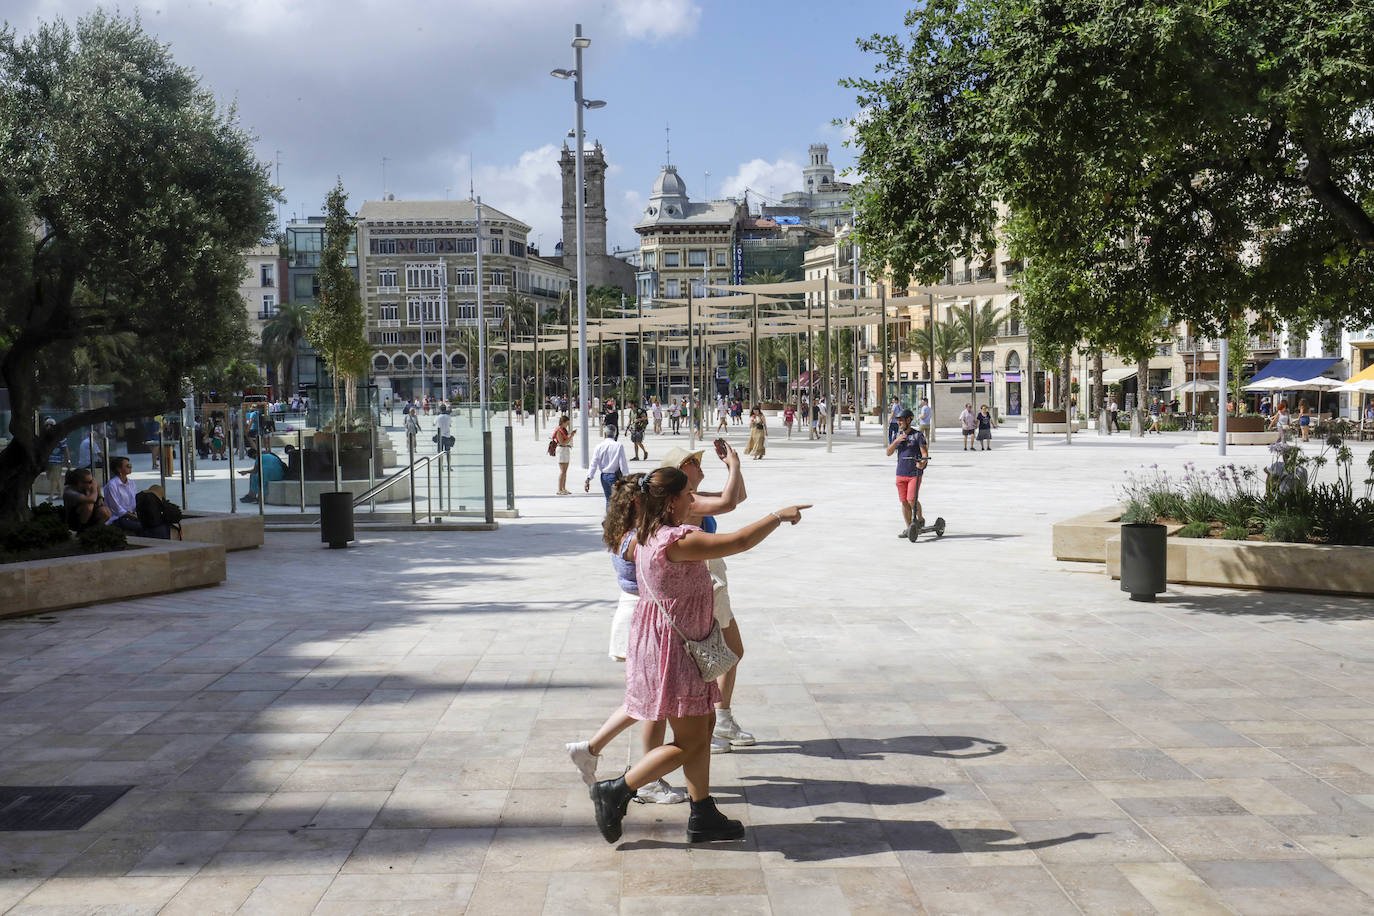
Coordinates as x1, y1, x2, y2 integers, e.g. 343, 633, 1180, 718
905, 458, 945, 542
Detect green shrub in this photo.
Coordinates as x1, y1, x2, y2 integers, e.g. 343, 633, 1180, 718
1307, 484, 1374, 546
1217, 493, 1258, 529
1177, 521, 1211, 538
1146, 488, 1186, 521
1263, 511, 1312, 544
1181, 491, 1223, 525
30, 502, 63, 522
0, 513, 71, 553
77, 524, 128, 553
1120, 500, 1156, 524
1220, 525, 1250, 540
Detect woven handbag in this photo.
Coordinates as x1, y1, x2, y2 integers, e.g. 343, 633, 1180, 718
639, 552, 739, 682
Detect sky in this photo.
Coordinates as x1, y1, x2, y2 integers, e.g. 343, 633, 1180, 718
6, 0, 907, 255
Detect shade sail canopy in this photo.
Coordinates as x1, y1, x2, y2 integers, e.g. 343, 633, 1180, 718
718, 279, 859, 295
1164, 379, 1220, 393
1248, 357, 1340, 384
1347, 363, 1374, 385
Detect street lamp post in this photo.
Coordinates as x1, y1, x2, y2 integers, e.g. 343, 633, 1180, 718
552, 24, 606, 469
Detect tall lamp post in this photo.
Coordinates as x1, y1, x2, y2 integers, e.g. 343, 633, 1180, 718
552, 24, 606, 468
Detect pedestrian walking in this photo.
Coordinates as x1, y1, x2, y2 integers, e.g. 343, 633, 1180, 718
435, 404, 454, 454
553, 415, 575, 495
744, 406, 767, 460
652, 398, 663, 434
586, 428, 629, 502
586, 465, 808, 844
404, 407, 420, 456
887, 396, 901, 444
959, 403, 976, 450
42, 418, 70, 502
975, 404, 994, 450
783, 404, 795, 439
1297, 398, 1312, 442
566, 474, 689, 806
630, 406, 650, 461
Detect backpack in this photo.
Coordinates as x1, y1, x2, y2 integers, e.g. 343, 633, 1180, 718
547, 433, 559, 457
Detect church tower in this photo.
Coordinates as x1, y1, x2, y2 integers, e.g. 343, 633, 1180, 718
559, 140, 608, 266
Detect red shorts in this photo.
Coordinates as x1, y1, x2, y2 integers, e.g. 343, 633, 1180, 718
896, 475, 922, 503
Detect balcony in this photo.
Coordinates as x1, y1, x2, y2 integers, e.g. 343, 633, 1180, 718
488, 284, 508, 294
453, 285, 477, 293
377, 319, 401, 328
975, 266, 996, 281
256, 310, 277, 320
960, 268, 973, 283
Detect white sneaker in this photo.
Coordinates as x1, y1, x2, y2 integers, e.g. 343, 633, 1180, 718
635, 778, 689, 805
566, 740, 598, 786
710, 735, 732, 755
714, 714, 756, 747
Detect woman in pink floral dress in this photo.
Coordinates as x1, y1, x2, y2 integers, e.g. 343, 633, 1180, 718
588, 466, 808, 844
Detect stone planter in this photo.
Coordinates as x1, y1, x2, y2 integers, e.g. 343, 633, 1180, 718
1105, 534, 1374, 596
177, 513, 264, 551
0, 537, 225, 618
1214, 416, 1266, 432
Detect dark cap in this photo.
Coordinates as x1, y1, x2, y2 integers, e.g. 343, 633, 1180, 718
899, 408, 915, 420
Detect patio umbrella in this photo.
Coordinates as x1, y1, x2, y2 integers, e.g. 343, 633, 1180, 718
1333, 378, 1374, 394
1243, 376, 1300, 392
1290, 375, 1344, 417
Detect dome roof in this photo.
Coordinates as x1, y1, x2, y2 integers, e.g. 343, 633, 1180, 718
651, 165, 688, 200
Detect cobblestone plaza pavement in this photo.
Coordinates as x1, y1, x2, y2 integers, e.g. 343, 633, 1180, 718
2, 422, 1373, 914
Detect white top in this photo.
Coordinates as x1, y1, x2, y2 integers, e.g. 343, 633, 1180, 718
959, 408, 976, 430
436, 413, 452, 436
586, 439, 629, 481
102, 476, 139, 523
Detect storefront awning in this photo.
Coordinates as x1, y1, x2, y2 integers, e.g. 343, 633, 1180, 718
1248, 357, 1340, 384
1099, 367, 1138, 384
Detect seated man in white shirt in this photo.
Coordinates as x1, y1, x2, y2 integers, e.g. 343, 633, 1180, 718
584, 428, 629, 503
102, 456, 170, 538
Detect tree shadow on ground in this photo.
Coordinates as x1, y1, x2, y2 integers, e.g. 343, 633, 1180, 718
1160, 591, 1374, 622
743, 735, 1007, 761
619, 816, 1101, 863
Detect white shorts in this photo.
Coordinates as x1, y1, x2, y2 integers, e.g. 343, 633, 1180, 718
557, 445, 571, 463
609, 590, 637, 661
707, 557, 734, 627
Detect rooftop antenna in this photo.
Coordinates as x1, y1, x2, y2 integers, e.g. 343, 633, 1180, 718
704, 170, 710, 200
468, 154, 474, 200
382, 156, 390, 196
665, 123, 671, 166
274, 150, 282, 230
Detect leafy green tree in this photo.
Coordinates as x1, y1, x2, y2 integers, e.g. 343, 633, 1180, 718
0, 11, 275, 519
908, 322, 963, 379
260, 301, 313, 396
949, 301, 1005, 384
307, 179, 365, 429
845, 0, 1374, 350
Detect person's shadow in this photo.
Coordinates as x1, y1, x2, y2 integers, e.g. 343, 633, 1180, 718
619, 816, 1101, 863
744, 735, 1007, 761
728, 775, 946, 809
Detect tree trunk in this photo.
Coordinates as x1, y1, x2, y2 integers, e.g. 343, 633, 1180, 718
1132, 357, 1149, 436
1093, 351, 1106, 434
0, 441, 43, 522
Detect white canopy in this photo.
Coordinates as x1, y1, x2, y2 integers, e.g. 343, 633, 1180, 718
1244, 376, 1301, 392
1289, 376, 1345, 390
1333, 378, 1374, 394
1164, 379, 1219, 393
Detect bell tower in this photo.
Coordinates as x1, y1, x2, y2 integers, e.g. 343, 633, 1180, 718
559, 140, 608, 266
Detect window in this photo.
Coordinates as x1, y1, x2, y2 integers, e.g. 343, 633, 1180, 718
509, 240, 526, 258
424, 331, 441, 345
664, 251, 680, 267
373, 355, 389, 370
380, 332, 400, 345
691, 279, 705, 298
490, 270, 506, 286
260, 264, 275, 287
489, 238, 503, 255
643, 252, 657, 269
453, 302, 477, 321
407, 297, 442, 324
665, 279, 680, 298
293, 273, 318, 300
688, 250, 707, 267
374, 238, 397, 255
417, 239, 436, 254
669, 349, 681, 367
260, 293, 276, 317
378, 269, 397, 288
393, 353, 409, 369
456, 269, 475, 286
715, 251, 727, 267
406, 264, 442, 289
456, 237, 477, 253
379, 304, 399, 321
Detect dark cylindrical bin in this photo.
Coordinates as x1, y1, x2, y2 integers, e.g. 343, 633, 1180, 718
319, 491, 355, 549
1120, 523, 1166, 601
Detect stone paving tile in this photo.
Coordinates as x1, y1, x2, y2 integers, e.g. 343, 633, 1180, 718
1, 431, 1373, 912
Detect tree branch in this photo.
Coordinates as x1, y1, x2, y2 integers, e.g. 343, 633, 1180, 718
1301, 140, 1374, 252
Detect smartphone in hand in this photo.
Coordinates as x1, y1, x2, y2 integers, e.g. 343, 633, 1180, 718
714, 438, 727, 459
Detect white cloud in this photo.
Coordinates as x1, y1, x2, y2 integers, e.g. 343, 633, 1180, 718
717, 158, 803, 208
445, 146, 564, 255
613, 0, 701, 40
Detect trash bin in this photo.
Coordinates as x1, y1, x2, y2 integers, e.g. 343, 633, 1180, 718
319, 491, 355, 549
1120, 523, 1167, 601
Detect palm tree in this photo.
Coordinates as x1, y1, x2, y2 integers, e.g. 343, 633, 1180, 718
949, 301, 1006, 383
908, 322, 963, 379
745, 269, 788, 287
260, 302, 313, 396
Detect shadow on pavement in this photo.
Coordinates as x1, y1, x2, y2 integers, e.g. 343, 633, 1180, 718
731, 775, 946, 808
620, 816, 1101, 863
744, 735, 1008, 760
1160, 591, 1374, 622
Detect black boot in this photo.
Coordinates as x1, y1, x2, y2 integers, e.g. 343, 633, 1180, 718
686, 796, 745, 843
590, 776, 635, 843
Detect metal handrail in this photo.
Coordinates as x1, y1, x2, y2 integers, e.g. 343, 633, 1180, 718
350, 455, 441, 508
